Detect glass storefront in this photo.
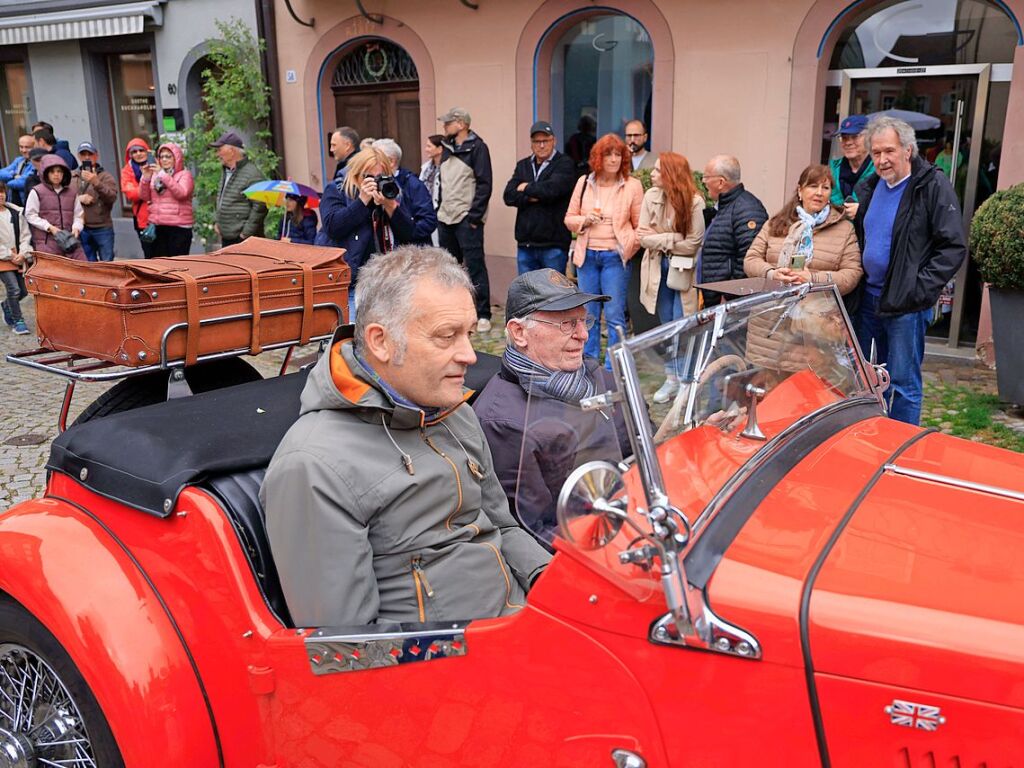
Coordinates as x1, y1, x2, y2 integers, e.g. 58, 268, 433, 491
0, 63, 31, 166
108, 52, 158, 157
823, 0, 1017, 346
548, 13, 653, 156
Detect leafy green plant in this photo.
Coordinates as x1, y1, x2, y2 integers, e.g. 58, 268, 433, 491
181, 18, 281, 249
631, 168, 713, 207
970, 183, 1024, 291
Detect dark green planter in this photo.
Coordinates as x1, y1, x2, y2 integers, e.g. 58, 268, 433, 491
990, 287, 1024, 406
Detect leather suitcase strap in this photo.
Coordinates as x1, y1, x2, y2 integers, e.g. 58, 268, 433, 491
179, 270, 201, 366
237, 264, 263, 355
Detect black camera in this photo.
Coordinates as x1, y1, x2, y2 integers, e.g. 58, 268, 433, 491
374, 174, 400, 200
80, 160, 94, 172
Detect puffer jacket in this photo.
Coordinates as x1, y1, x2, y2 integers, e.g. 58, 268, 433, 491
636, 187, 706, 314
701, 183, 768, 283
216, 157, 267, 240
120, 139, 150, 228
260, 327, 551, 628
564, 173, 644, 266
24, 155, 85, 259
852, 156, 966, 317
140, 142, 194, 227
744, 207, 863, 295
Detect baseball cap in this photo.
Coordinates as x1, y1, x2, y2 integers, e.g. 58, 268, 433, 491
530, 121, 555, 137
438, 107, 471, 125
506, 269, 608, 320
28, 148, 47, 161
209, 130, 245, 149
76, 141, 98, 155
837, 115, 868, 136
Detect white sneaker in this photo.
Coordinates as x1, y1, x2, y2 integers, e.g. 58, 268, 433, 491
477, 318, 492, 333
653, 377, 680, 404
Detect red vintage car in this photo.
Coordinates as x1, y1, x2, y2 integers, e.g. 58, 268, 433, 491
0, 283, 1021, 767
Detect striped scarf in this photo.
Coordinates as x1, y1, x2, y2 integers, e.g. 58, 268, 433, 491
503, 345, 596, 404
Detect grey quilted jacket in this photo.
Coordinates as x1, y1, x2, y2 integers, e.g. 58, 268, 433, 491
216, 157, 267, 240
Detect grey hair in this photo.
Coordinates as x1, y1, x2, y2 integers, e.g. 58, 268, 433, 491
334, 126, 360, 148
708, 154, 741, 183
372, 138, 402, 167
865, 116, 918, 158
354, 246, 474, 362
504, 315, 535, 350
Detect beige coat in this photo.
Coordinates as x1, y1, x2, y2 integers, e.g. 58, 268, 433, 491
743, 207, 863, 295
636, 188, 705, 315
564, 174, 643, 267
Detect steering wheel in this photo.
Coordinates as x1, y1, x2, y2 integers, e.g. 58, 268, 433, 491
654, 354, 748, 442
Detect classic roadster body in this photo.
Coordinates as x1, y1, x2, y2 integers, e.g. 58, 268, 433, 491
0, 284, 1021, 767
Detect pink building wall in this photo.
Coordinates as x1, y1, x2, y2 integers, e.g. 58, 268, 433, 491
273, 0, 1024, 313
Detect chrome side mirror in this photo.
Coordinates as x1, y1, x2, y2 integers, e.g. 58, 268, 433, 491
556, 461, 628, 550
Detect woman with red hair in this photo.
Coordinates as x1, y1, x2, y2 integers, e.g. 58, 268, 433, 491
564, 133, 644, 367
637, 152, 706, 401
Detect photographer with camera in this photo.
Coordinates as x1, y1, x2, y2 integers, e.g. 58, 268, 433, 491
73, 142, 118, 262
317, 146, 430, 320
140, 142, 194, 257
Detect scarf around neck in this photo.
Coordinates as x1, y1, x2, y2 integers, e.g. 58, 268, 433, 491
781, 205, 830, 268
503, 345, 596, 404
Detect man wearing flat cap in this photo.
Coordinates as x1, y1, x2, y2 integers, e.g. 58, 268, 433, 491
211, 130, 267, 246
437, 107, 494, 332
474, 269, 631, 544
503, 120, 577, 276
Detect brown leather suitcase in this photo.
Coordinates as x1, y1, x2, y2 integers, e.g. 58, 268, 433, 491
27, 238, 349, 366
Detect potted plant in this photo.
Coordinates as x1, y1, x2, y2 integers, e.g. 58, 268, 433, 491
970, 183, 1024, 405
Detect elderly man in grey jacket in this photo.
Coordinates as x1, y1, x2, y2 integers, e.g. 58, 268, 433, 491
260, 246, 550, 627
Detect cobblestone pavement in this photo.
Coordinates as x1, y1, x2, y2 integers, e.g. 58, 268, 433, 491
1, 297, 1021, 511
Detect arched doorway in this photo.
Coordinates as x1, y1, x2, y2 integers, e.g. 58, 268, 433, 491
544, 12, 653, 157
819, 0, 1021, 347
329, 39, 421, 170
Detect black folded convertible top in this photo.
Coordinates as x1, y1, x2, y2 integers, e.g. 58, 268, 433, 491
46, 351, 502, 518
47, 370, 312, 517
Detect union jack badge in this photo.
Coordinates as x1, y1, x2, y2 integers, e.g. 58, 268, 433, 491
884, 699, 946, 731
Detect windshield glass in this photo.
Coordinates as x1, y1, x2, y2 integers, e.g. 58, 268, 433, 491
625, 286, 873, 519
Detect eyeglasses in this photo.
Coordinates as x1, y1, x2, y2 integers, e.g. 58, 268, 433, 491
157, 153, 174, 159
624, 133, 646, 139
130, 148, 148, 154
703, 174, 723, 182
529, 315, 596, 335
531, 137, 554, 145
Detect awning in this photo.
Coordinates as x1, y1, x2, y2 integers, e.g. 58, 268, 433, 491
0, 1, 164, 45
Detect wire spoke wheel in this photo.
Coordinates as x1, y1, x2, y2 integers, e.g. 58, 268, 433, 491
0, 644, 97, 768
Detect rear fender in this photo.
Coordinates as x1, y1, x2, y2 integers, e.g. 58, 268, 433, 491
0, 497, 221, 767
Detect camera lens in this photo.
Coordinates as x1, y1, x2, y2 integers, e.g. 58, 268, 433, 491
375, 174, 400, 200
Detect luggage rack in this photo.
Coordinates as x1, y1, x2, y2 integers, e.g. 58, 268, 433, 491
6, 302, 344, 432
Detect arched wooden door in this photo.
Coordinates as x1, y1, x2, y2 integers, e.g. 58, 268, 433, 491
331, 39, 421, 170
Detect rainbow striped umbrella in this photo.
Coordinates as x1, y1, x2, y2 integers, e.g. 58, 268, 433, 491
242, 180, 321, 208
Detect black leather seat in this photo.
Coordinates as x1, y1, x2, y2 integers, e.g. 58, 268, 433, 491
202, 468, 293, 627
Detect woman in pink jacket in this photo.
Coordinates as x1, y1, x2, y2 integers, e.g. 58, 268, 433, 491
140, 142, 194, 257
564, 133, 643, 367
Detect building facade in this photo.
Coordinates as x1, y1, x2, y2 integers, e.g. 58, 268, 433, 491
0, 0, 261, 255
274, 0, 1023, 350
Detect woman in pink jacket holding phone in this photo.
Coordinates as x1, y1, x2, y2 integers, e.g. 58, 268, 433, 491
564, 133, 643, 368
140, 142, 194, 257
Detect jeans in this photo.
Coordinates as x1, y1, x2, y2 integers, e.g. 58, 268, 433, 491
438, 219, 490, 319
656, 257, 685, 376
516, 245, 567, 275
80, 226, 115, 262
855, 291, 930, 425
577, 249, 628, 368
0, 271, 27, 323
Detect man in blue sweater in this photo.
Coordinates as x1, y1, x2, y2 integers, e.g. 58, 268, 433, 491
0, 135, 36, 205
853, 116, 966, 425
